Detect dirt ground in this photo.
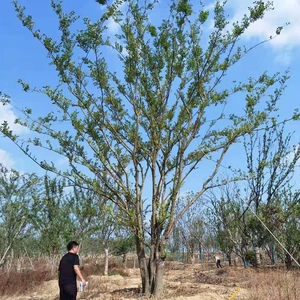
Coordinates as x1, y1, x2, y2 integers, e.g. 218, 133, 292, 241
2, 261, 255, 300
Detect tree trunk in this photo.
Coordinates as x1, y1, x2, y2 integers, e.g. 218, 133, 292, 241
271, 244, 275, 264
103, 241, 109, 276
187, 250, 194, 264
226, 252, 232, 266
242, 257, 247, 268
255, 247, 261, 266
136, 238, 166, 297
285, 253, 292, 270
152, 259, 165, 296
199, 247, 202, 262
122, 253, 127, 268
136, 240, 150, 296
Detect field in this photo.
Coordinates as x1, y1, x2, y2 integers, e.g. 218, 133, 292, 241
0, 259, 299, 300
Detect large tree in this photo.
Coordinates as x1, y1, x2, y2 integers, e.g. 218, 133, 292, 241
1, 0, 297, 296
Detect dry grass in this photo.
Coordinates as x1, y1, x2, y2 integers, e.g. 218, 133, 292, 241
161, 262, 300, 300
243, 268, 299, 300
0, 259, 128, 298
0, 269, 55, 296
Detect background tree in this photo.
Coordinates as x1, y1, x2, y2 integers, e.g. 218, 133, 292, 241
168, 226, 182, 262
0, 0, 297, 296
30, 175, 75, 256
0, 164, 39, 267
111, 228, 136, 267
97, 202, 118, 276
283, 196, 300, 269
207, 185, 252, 268
243, 124, 300, 265
208, 124, 300, 268
70, 185, 104, 243
175, 194, 205, 263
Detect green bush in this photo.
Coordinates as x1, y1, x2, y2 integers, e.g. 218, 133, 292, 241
245, 250, 257, 267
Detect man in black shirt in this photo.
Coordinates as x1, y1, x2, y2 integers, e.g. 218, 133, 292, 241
58, 241, 86, 300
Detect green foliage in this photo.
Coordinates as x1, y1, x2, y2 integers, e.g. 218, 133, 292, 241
31, 175, 76, 255
111, 235, 135, 257
0, 164, 40, 263
0, 91, 11, 105
71, 186, 105, 238
173, 197, 206, 261
245, 249, 257, 267
96, 0, 107, 4
209, 122, 300, 266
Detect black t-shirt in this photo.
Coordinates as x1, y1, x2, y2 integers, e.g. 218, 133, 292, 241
58, 252, 80, 285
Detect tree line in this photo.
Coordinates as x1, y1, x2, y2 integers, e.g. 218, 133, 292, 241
1, 123, 299, 270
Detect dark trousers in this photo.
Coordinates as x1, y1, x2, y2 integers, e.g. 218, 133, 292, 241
59, 283, 77, 300
216, 259, 222, 268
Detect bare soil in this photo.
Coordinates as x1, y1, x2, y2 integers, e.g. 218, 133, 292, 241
2, 261, 298, 300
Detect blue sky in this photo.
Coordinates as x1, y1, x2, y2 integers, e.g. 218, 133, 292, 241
0, 0, 300, 182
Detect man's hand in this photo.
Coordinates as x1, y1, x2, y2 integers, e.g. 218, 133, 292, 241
81, 279, 87, 287
74, 265, 87, 286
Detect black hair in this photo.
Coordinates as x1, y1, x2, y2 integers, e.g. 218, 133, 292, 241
67, 241, 79, 251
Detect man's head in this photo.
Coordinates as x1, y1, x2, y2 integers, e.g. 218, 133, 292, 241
67, 241, 79, 253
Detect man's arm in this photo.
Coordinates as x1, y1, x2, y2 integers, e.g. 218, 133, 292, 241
74, 265, 87, 286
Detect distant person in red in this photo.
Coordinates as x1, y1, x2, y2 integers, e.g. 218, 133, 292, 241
58, 241, 86, 300
214, 255, 222, 268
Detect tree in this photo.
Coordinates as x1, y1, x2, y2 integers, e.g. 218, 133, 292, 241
208, 124, 300, 268
281, 190, 300, 269
243, 124, 300, 265
0, 164, 39, 266
96, 201, 118, 276
244, 124, 300, 213
175, 194, 205, 263
70, 185, 105, 241
30, 175, 76, 255
65, 182, 122, 276
1, 0, 296, 296
207, 184, 252, 268
168, 226, 182, 261
111, 229, 135, 267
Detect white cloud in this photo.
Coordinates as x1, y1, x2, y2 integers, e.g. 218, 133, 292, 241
56, 157, 69, 166
0, 103, 28, 135
227, 0, 300, 63
107, 17, 121, 33
0, 148, 15, 169
105, 1, 128, 34
286, 144, 300, 165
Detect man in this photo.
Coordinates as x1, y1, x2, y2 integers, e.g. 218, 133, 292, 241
58, 241, 87, 300
214, 255, 222, 268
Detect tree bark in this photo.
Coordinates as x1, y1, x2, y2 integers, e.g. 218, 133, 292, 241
255, 247, 261, 266
136, 237, 167, 297
226, 252, 232, 266
285, 253, 292, 270
136, 240, 150, 296
122, 253, 127, 268
242, 257, 247, 268
152, 260, 165, 296
103, 241, 109, 276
